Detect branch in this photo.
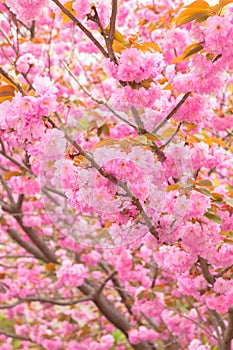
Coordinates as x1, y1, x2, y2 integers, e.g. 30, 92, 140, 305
43, 185, 66, 198
208, 310, 223, 345
0, 173, 15, 204
16, 193, 24, 210
99, 262, 133, 315
0, 67, 26, 96
209, 309, 226, 334
0, 295, 92, 309
159, 122, 182, 149
131, 106, 146, 134
167, 308, 218, 341
0, 255, 35, 259
0, 150, 33, 174
61, 61, 166, 162
41, 189, 61, 206
30, 20, 35, 39
0, 329, 32, 342
198, 256, 215, 285
61, 61, 138, 130
47, 115, 159, 240
0, 138, 6, 153
79, 282, 156, 350
51, 0, 108, 58
222, 307, 233, 350
15, 219, 58, 264
87, 3, 118, 64
95, 270, 117, 295
108, 0, 118, 47
153, 92, 191, 134
215, 264, 233, 279
106, 0, 118, 63
7, 229, 50, 263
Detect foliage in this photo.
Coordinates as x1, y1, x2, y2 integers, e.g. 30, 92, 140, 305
0, 0, 233, 349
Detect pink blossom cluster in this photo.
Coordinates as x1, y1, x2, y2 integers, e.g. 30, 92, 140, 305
188, 339, 210, 350
6, 0, 47, 22
0, 0, 233, 349
128, 326, 157, 345
73, 0, 110, 28
155, 245, 196, 274
0, 76, 58, 141
56, 260, 87, 287
104, 48, 164, 84
170, 14, 233, 96
110, 84, 163, 109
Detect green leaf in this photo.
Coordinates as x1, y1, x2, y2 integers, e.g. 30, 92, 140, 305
152, 285, 164, 293
112, 329, 126, 342
137, 290, 148, 300
99, 124, 110, 136
194, 187, 211, 196
198, 179, 213, 187
204, 211, 222, 224
0, 315, 15, 333
225, 198, 233, 207
77, 117, 90, 130
12, 339, 21, 349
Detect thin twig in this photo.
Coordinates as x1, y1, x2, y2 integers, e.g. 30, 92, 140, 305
131, 106, 146, 133
43, 185, 66, 198
47, 15, 54, 79
95, 270, 117, 295
61, 61, 137, 130
0, 67, 26, 96
208, 309, 222, 343
99, 262, 133, 314
153, 92, 191, 134
47, 115, 159, 240
215, 264, 233, 279
168, 308, 218, 341
0, 174, 15, 204
61, 61, 166, 161
0, 150, 33, 174
51, 0, 108, 58
0, 329, 32, 342
159, 122, 182, 149
0, 295, 92, 309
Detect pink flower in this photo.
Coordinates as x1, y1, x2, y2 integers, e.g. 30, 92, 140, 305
56, 260, 88, 287
205, 15, 233, 55
6, 0, 47, 22
103, 58, 119, 79
117, 48, 164, 83
16, 53, 44, 75
188, 339, 210, 350
205, 294, 232, 313
100, 335, 114, 349
128, 326, 157, 344
155, 245, 195, 274
187, 192, 211, 219
214, 278, 233, 295
73, 0, 92, 21
33, 76, 58, 96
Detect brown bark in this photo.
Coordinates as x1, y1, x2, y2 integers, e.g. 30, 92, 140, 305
79, 283, 157, 350
221, 307, 233, 350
